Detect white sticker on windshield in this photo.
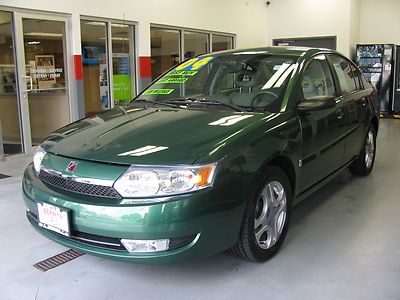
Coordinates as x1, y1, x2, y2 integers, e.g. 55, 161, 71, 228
262, 63, 298, 90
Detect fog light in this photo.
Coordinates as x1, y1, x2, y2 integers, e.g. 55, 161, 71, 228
121, 239, 169, 253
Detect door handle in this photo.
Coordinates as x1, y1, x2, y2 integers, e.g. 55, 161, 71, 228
362, 97, 367, 106
22, 75, 33, 92
336, 108, 344, 120
335, 96, 343, 104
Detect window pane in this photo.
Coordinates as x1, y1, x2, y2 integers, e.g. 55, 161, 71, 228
184, 31, 208, 59
330, 56, 357, 95
212, 35, 233, 52
302, 55, 335, 99
351, 65, 364, 90
151, 28, 180, 80
81, 20, 109, 115
0, 11, 22, 155
111, 23, 135, 106
22, 18, 70, 145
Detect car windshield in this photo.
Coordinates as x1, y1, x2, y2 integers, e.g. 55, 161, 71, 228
134, 52, 299, 112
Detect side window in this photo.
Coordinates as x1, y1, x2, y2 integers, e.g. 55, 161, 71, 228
361, 74, 372, 90
351, 65, 364, 90
330, 56, 357, 95
301, 55, 335, 99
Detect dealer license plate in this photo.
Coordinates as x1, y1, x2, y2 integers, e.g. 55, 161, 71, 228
37, 202, 70, 237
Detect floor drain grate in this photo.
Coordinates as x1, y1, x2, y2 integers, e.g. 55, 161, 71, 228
0, 173, 11, 180
33, 249, 84, 272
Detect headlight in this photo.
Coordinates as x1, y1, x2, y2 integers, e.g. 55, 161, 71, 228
33, 146, 46, 174
114, 163, 218, 198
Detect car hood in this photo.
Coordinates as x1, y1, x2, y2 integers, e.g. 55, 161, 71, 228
42, 106, 271, 165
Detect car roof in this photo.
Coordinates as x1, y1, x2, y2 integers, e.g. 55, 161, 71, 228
203, 46, 338, 58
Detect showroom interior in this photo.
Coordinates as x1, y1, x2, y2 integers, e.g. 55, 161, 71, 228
0, 0, 400, 299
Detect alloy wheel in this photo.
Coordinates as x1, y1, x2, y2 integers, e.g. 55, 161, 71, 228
254, 180, 287, 249
365, 129, 375, 169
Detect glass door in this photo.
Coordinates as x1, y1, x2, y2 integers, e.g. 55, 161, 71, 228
80, 20, 109, 116
111, 22, 136, 107
80, 19, 136, 116
0, 11, 23, 157
14, 12, 71, 151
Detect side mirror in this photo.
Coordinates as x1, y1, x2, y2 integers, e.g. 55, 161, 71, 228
297, 96, 336, 112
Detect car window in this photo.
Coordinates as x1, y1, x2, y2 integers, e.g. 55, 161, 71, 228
361, 74, 372, 90
351, 64, 364, 90
330, 56, 357, 95
137, 54, 299, 113
301, 55, 335, 99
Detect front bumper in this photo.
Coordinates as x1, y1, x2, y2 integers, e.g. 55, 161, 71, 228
23, 164, 250, 263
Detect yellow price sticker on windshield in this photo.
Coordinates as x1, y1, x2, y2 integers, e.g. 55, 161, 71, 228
157, 78, 188, 84
167, 70, 198, 76
175, 56, 215, 71
143, 89, 174, 95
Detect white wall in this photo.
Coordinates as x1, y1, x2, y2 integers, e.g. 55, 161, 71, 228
4, 0, 399, 59
265, 0, 355, 57
359, 0, 400, 45
266, 0, 400, 57
1, 0, 269, 55
349, 0, 360, 57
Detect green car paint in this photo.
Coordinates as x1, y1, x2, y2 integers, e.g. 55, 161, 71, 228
22, 47, 378, 263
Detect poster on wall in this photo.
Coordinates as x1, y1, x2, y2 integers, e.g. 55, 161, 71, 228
113, 53, 131, 104
98, 54, 109, 110
34, 55, 56, 89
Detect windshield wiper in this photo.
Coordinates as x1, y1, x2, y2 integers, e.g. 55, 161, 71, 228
163, 97, 201, 104
199, 98, 246, 112
133, 99, 180, 109
165, 97, 245, 112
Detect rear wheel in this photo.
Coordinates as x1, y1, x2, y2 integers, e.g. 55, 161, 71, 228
229, 166, 292, 262
350, 126, 376, 176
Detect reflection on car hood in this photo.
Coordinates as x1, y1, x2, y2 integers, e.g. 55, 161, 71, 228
42, 106, 270, 165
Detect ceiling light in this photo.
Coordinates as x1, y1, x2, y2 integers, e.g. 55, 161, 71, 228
24, 32, 63, 38
152, 29, 179, 34
111, 37, 129, 41
98, 37, 129, 41
184, 31, 205, 35
111, 24, 129, 28
27, 41, 41, 45
85, 21, 106, 26
86, 21, 129, 28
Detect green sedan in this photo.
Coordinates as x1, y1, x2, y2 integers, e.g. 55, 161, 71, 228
23, 47, 379, 263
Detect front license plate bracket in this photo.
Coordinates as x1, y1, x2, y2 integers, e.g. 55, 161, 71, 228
37, 202, 70, 237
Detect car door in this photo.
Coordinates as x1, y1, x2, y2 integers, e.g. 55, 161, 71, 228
298, 54, 346, 192
327, 55, 369, 165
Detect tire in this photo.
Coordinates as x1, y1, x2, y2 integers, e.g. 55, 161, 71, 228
229, 166, 292, 262
350, 125, 376, 176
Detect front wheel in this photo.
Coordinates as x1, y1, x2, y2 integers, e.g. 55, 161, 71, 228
350, 126, 377, 176
229, 166, 292, 262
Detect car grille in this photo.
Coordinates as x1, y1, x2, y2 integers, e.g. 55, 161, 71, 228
39, 169, 122, 200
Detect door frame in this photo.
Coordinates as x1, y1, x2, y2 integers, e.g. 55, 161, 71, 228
12, 11, 74, 154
